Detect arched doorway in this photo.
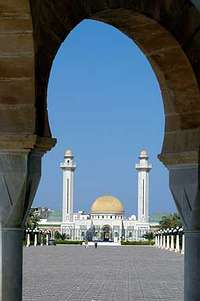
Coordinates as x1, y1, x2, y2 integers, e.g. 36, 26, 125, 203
102, 225, 113, 242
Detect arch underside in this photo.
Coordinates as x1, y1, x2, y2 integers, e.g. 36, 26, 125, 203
1, 1, 200, 163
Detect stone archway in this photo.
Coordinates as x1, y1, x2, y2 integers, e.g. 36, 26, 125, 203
1, 1, 200, 300
29, 1, 200, 161
102, 225, 113, 241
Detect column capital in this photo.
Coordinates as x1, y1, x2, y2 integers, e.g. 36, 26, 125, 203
0, 151, 43, 228
158, 151, 199, 167
162, 162, 200, 231
159, 127, 200, 166
0, 134, 56, 153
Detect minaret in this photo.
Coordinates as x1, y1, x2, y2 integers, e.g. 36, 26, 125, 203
60, 149, 76, 222
135, 150, 152, 222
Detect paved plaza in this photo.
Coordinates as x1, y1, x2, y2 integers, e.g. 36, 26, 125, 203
23, 246, 183, 301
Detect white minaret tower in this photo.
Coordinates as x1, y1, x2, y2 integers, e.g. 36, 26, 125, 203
60, 149, 76, 222
135, 150, 152, 222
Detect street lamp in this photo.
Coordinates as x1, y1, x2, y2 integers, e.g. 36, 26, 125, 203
33, 228, 39, 247
26, 228, 31, 247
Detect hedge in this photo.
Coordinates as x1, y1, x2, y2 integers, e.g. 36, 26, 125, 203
121, 240, 154, 246
55, 240, 83, 245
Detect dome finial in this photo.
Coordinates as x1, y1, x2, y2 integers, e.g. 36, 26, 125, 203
139, 149, 148, 159
64, 148, 73, 158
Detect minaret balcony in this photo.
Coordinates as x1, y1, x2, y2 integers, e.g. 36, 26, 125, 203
135, 163, 152, 170
60, 162, 76, 170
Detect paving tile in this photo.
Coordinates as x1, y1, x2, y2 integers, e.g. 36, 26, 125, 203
23, 246, 184, 301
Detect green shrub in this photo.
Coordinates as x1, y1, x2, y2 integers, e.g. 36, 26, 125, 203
121, 240, 154, 246
55, 240, 83, 245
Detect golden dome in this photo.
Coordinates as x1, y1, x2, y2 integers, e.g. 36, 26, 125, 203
91, 195, 124, 214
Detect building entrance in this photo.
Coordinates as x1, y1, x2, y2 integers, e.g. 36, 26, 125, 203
102, 225, 112, 242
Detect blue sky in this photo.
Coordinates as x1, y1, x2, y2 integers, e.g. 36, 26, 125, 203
33, 19, 176, 216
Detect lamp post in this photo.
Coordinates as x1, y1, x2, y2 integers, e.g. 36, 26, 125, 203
40, 230, 43, 246
33, 228, 39, 247
170, 228, 175, 251
26, 228, 31, 247
45, 230, 50, 246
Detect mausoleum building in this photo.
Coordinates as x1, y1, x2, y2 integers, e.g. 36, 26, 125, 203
39, 149, 152, 242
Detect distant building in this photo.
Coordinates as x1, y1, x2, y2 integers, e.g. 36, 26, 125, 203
31, 207, 52, 219
39, 149, 153, 242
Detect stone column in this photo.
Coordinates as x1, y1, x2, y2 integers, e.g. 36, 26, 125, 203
0, 150, 43, 301
157, 234, 159, 247
160, 230, 163, 249
159, 234, 162, 248
175, 232, 180, 253
26, 229, 31, 247
163, 233, 166, 249
166, 230, 170, 250
157, 235, 160, 247
170, 230, 175, 251
166, 163, 200, 300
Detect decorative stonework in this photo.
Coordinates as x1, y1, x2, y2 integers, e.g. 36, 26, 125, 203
0, 134, 56, 152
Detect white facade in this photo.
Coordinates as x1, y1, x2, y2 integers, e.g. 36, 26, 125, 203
60, 212, 149, 242
60, 149, 76, 222
136, 150, 152, 222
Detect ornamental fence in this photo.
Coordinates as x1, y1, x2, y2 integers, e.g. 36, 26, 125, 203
154, 227, 184, 254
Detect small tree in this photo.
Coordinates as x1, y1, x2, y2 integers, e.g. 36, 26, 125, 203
61, 233, 67, 240
86, 225, 95, 242
55, 231, 67, 240
143, 232, 155, 241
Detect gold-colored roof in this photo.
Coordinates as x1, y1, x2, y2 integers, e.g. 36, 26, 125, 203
91, 195, 124, 214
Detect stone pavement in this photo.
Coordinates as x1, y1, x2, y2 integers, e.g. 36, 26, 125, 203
23, 246, 183, 301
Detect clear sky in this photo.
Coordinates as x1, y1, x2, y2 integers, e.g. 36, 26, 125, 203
33, 19, 176, 216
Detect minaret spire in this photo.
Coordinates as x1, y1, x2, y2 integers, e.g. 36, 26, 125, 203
60, 149, 76, 222
135, 150, 152, 222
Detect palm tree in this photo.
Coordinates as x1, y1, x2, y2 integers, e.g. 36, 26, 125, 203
159, 213, 182, 229
25, 209, 40, 230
